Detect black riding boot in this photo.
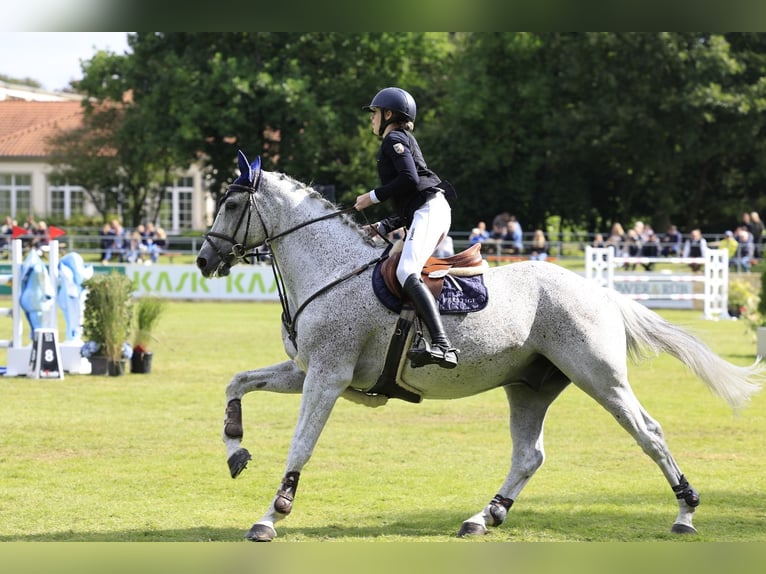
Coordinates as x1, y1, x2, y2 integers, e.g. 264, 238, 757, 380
402, 274, 459, 369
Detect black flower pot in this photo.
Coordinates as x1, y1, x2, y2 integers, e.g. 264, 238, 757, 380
107, 360, 126, 376
131, 351, 153, 374
88, 357, 125, 376
89, 356, 108, 375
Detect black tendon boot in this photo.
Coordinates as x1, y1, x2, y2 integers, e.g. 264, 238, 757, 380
402, 274, 459, 369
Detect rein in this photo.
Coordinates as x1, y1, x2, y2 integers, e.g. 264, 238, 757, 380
206, 176, 389, 349
266, 205, 356, 242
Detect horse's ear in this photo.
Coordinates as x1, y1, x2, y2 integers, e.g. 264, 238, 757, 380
234, 150, 261, 187
250, 156, 262, 189
235, 149, 253, 185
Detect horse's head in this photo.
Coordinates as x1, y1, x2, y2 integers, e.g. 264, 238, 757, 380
197, 150, 268, 277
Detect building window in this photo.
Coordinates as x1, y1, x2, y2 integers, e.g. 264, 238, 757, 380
0, 174, 31, 219
49, 182, 85, 219
159, 176, 193, 233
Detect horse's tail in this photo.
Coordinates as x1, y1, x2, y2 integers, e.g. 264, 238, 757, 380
609, 292, 763, 411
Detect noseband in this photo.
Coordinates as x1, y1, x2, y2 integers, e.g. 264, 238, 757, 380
203, 174, 387, 348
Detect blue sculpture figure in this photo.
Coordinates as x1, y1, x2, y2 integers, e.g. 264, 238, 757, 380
56, 252, 94, 341
19, 249, 55, 341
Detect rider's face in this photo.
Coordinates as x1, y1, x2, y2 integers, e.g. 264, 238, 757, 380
370, 108, 382, 134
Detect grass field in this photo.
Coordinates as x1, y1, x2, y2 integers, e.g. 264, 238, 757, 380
0, 298, 764, 544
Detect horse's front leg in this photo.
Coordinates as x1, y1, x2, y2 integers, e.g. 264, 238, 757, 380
223, 360, 306, 478
246, 363, 350, 542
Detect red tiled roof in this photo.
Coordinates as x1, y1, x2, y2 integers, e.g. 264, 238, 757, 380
0, 101, 84, 158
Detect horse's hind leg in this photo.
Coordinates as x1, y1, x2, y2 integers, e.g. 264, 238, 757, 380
458, 379, 569, 537
223, 360, 306, 478
583, 382, 700, 534
633, 398, 699, 533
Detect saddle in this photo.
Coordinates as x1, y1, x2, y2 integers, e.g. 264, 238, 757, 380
367, 242, 488, 404
379, 241, 486, 301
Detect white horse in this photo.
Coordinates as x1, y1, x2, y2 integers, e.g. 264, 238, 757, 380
196, 150, 762, 542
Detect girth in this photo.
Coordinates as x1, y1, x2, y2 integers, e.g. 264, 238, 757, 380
380, 242, 485, 300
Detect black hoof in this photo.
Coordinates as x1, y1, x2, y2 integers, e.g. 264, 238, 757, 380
227, 448, 252, 479
245, 523, 276, 542
671, 523, 698, 535
457, 521, 488, 537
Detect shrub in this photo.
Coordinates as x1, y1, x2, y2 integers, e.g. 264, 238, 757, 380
133, 295, 167, 353
82, 272, 134, 362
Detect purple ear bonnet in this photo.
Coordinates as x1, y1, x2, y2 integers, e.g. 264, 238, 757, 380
233, 149, 261, 187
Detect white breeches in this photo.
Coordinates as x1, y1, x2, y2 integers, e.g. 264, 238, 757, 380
396, 193, 452, 286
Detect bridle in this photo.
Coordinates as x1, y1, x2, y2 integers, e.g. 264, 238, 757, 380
203, 172, 389, 348
203, 180, 263, 269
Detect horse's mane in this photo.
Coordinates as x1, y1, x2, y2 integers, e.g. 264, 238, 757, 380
274, 172, 377, 247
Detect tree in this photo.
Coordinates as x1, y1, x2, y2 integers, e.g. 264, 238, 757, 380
76, 33, 453, 211
428, 33, 766, 233
52, 43, 193, 227
0, 73, 43, 88
47, 100, 123, 219
425, 33, 557, 230
65, 32, 766, 235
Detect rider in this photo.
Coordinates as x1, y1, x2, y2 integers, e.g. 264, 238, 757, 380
355, 87, 459, 369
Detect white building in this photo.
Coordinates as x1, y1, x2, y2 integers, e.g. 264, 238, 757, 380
0, 81, 209, 232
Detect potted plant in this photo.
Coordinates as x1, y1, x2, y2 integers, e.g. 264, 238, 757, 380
81, 272, 134, 376
758, 270, 766, 357
728, 278, 757, 320
729, 274, 766, 355
131, 295, 167, 374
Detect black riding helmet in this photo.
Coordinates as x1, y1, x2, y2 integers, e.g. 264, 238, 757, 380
363, 87, 417, 136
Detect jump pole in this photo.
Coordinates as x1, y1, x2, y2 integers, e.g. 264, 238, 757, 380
585, 246, 729, 320
4, 240, 34, 375
2, 239, 69, 376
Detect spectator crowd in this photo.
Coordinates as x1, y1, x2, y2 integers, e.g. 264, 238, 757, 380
1, 215, 168, 265
4, 209, 763, 273
99, 219, 168, 265
1, 214, 53, 252
462, 209, 763, 272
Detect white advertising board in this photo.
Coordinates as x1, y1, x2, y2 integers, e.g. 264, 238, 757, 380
125, 264, 279, 300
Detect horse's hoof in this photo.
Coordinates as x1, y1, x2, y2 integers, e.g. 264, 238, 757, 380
457, 521, 488, 537
227, 448, 252, 479
671, 523, 698, 534
245, 523, 276, 542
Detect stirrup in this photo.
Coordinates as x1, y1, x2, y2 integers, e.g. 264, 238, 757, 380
407, 340, 459, 369
437, 346, 459, 369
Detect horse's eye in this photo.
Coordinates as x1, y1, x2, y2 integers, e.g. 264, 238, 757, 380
224, 199, 239, 211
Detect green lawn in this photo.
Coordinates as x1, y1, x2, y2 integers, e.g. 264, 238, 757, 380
0, 300, 763, 543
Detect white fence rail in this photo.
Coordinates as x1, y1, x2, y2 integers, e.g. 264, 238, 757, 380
585, 246, 729, 319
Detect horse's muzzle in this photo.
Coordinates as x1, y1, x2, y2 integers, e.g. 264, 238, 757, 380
196, 247, 215, 275
196, 256, 212, 277
196, 255, 232, 278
